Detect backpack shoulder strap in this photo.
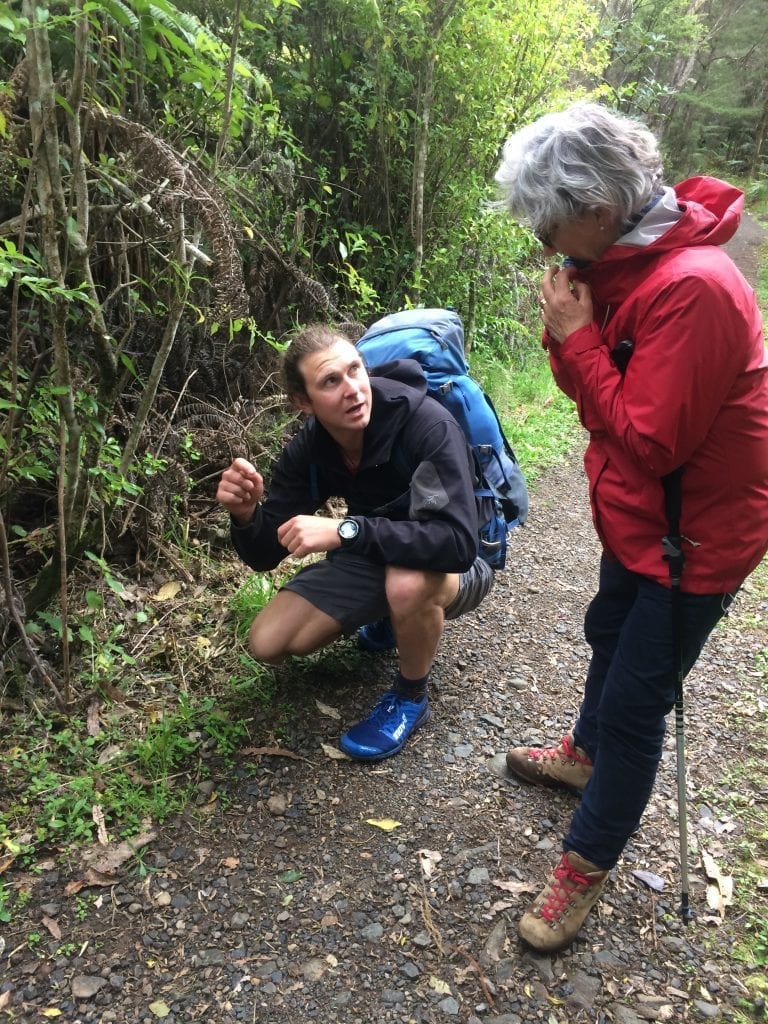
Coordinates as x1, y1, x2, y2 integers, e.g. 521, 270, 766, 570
482, 389, 520, 464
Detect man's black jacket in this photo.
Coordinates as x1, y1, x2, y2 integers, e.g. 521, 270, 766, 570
231, 360, 480, 574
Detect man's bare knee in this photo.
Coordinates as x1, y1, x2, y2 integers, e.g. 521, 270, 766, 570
248, 619, 289, 665
248, 591, 343, 662
385, 565, 456, 614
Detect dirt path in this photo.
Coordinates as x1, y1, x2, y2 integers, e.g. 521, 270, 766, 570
2, 213, 766, 1024
5, 463, 766, 1024
722, 210, 766, 286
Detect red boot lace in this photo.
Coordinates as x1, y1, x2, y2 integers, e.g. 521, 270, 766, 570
529, 735, 591, 766
539, 856, 593, 923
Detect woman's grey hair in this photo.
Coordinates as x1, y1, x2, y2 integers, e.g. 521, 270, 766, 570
494, 102, 664, 238
281, 323, 351, 398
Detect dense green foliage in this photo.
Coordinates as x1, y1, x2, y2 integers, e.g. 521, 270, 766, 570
0, 0, 765, 707
0, 0, 599, 678
597, 0, 768, 181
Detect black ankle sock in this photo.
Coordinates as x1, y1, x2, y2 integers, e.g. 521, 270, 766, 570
393, 672, 429, 701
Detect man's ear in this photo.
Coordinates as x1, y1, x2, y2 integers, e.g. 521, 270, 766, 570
291, 393, 313, 416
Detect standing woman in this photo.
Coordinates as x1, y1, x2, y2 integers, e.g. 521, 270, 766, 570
494, 102, 768, 951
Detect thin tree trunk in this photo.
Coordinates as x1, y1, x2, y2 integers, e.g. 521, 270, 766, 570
119, 207, 192, 475
214, 0, 242, 170
749, 90, 768, 177
410, 55, 435, 298
409, 0, 460, 297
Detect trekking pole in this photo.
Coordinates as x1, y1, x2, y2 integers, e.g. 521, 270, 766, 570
662, 468, 695, 924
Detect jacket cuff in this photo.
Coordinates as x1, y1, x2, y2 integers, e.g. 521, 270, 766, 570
231, 505, 263, 532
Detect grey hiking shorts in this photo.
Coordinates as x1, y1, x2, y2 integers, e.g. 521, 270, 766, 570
282, 551, 495, 635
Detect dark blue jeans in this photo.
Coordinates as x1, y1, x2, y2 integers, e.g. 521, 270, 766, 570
566, 555, 735, 869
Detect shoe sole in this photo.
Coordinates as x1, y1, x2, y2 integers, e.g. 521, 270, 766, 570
340, 705, 431, 762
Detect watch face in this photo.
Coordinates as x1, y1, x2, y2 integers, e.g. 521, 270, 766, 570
338, 519, 358, 541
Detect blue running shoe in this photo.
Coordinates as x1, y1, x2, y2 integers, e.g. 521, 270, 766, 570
357, 617, 396, 653
339, 691, 430, 761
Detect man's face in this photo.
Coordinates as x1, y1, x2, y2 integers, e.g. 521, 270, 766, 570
294, 339, 372, 435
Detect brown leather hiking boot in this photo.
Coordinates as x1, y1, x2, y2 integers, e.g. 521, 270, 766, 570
518, 851, 609, 952
505, 734, 593, 793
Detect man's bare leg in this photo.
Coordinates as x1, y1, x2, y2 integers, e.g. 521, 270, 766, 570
249, 590, 343, 664
338, 567, 459, 762
385, 566, 459, 678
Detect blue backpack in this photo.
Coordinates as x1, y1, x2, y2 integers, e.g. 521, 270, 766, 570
356, 308, 528, 570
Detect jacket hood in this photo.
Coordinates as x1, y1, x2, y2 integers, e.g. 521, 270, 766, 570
579, 176, 745, 305
369, 358, 429, 397
672, 176, 744, 247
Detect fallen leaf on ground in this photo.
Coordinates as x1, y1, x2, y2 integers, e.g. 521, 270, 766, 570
701, 850, 734, 918
320, 743, 350, 760
492, 878, 539, 895
41, 916, 61, 940
315, 699, 341, 720
96, 744, 124, 766
488, 900, 515, 915
92, 805, 109, 846
96, 681, 133, 704
418, 849, 442, 879
84, 868, 119, 887
631, 869, 666, 892
152, 581, 182, 601
86, 701, 101, 737
149, 1000, 171, 1018
80, 829, 156, 875
241, 745, 308, 762
366, 818, 401, 832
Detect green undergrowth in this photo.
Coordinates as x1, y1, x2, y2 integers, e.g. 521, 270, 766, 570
472, 345, 580, 482
0, 562, 283, 908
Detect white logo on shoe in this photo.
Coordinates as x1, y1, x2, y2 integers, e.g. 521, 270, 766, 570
392, 714, 408, 741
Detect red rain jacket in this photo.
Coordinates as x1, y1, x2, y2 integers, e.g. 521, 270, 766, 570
547, 176, 768, 593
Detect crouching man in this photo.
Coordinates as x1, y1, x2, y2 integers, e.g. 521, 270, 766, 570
216, 324, 494, 761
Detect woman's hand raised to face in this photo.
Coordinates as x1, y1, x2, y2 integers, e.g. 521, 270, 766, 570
539, 264, 594, 344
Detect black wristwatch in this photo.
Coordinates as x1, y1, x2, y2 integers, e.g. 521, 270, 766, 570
337, 518, 359, 545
